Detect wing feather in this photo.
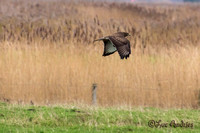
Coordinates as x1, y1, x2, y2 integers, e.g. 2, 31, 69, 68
93, 33, 131, 59
108, 36, 131, 59
102, 39, 117, 56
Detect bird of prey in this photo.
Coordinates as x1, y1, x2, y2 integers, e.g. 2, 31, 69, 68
93, 32, 131, 59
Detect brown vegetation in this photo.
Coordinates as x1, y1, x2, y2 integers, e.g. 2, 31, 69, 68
0, 0, 200, 108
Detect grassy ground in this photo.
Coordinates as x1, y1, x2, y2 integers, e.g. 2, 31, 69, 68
0, 102, 199, 133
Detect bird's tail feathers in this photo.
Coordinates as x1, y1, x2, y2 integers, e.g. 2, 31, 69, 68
93, 37, 106, 43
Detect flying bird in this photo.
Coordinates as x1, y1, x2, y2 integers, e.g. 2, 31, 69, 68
93, 32, 131, 59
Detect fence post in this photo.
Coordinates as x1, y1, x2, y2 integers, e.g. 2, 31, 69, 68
92, 83, 97, 105
198, 89, 200, 107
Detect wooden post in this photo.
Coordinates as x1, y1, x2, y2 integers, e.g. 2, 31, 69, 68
92, 83, 97, 105
198, 89, 200, 107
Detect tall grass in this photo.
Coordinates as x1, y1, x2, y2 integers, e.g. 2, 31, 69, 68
0, 0, 200, 108
0, 42, 199, 108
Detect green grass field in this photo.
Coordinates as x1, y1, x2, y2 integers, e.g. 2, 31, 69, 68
0, 102, 199, 133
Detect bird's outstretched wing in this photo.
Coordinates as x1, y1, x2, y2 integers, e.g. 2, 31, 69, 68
102, 39, 117, 56
93, 37, 117, 56
108, 36, 131, 59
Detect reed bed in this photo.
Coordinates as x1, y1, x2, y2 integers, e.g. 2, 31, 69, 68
0, 0, 200, 108
0, 42, 199, 108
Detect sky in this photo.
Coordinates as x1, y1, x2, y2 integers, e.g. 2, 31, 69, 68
98, 0, 200, 2
134, 0, 182, 1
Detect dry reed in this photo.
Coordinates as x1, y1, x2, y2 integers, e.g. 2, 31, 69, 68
0, 42, 199, 108
0, 0, 200, 108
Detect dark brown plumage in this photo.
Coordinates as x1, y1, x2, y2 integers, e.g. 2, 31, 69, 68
94, 32, 131, 59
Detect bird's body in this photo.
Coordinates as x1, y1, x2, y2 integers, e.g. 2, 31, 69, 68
94, 32, 131, 59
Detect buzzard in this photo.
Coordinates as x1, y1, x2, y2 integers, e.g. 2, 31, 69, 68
94, 32, 131, 59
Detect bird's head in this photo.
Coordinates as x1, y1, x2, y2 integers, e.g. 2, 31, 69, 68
123, 32, 131, 37
115, 32, 130, 37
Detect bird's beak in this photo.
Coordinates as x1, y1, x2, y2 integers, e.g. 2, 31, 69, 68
126, 34, 131, 38
127, 34, 131, 40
